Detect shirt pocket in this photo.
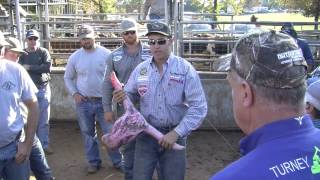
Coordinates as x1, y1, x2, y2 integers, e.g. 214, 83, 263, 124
165, 74, 185, 105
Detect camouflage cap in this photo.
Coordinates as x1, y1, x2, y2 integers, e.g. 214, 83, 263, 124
5, 37, 26, 54
230, 30, 307, 89
120, 18, 138, 33
0, 31, 10, 47
146, 21, 171, 37
78, 25, 95, 39
306, 79, 320, 110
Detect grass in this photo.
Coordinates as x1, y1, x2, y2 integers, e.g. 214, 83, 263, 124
217, 13, 317, 31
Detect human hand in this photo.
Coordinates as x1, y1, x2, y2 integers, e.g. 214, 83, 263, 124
112, 90, 126, 104
73, 93, 85, 104
15, 141, 32, 164
104, 112, 115, 123
159, 130, 179, 150
23, 64, 31, 70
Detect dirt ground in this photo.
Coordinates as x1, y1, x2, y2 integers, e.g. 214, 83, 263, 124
39, 122, 243, 180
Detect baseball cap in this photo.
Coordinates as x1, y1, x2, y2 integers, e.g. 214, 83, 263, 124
306, 79, 320, 110
5, 37, 26, 54
146, 21, 171, 37
77, 25, 95, 39
120, 18, 138, 33
229, 30, 307, 89
26, 29, 40, 38
281, 22, 294, 31
0, 31, 10, 47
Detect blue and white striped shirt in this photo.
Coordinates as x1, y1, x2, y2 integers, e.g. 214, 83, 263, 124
124, 54, 207, 137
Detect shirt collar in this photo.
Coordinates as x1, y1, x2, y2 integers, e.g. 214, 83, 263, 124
239, 114, 315, 155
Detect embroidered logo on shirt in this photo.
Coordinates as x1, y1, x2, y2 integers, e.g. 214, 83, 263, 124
169, 75, 183, 84
140, 67, 147, 76
113, 55, 122, 62
1, 81, 15, 91
311, 146, 320, 174
294, 116, 303, 125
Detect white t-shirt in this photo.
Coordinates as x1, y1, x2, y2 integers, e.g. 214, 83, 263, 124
0, 60, 37, 147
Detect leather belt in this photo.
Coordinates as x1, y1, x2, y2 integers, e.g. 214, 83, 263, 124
85, 97, 102, 101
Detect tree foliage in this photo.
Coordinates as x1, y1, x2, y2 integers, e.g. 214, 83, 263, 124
220, 0, 246, 15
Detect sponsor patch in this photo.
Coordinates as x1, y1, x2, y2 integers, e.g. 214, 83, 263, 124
113, 55, 122, 62
169, 75, 184, 84
138, 84, 148, 96
277, 49, 304, 65
140, 67, 147, 76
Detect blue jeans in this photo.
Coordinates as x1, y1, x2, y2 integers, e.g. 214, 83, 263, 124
149, 13, 165, 20
36, 84, 51, 149
76, 99, 122, 167
133, 130, 186, 180
123, 140, 135, 180
30, 135, 53, 180
0, 141, 30, 180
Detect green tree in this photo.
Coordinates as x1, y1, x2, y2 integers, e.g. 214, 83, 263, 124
82, 0, 117, 13
278, 0, 320, 29
220, 0, 245, 15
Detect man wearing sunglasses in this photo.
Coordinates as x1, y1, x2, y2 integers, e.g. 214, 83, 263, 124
102, 18, 152, 180
19, 29, 53, 156
64, 24, 122, 174
113, 21, 207, 180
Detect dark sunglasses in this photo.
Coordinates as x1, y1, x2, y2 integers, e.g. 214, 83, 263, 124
27, 37, 38, 41
148, 39, 167, 46
123, 31, 136, 35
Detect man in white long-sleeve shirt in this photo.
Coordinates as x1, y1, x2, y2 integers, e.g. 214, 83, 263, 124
64, 25, 122, 174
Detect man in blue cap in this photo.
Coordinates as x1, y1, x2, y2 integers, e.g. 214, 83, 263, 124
19, 29, 53, 155
280, 22, 314, 72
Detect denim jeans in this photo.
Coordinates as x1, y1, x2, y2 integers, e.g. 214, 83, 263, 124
122, 140, 135, 180
149, 13, 165, 20
133, 131, 186, 180
76, 99, 122, 167
30, 135, 53, 180
0, 141, 30, 180
36, 84, 51, 149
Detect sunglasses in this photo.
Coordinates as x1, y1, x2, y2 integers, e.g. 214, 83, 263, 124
27, 37, 38, 41
123, 31, 136, 35
148, 39, 167, 46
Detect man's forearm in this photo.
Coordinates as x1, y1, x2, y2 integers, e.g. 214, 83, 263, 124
24, 99, 39, 146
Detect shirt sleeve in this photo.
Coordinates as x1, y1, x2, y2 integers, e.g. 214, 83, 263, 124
20, 66, 38, 101
174, 66, 208, 137
64, 54, 78, 96
124, 66, 140, 104
300, 40, 314, 65
102, 54, 114, 112
26, 48, 52, 73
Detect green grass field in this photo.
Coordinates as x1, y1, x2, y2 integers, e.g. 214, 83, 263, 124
217, 13, 317, 31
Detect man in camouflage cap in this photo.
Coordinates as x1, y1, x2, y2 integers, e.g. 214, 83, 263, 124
211, 30, 320, 179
